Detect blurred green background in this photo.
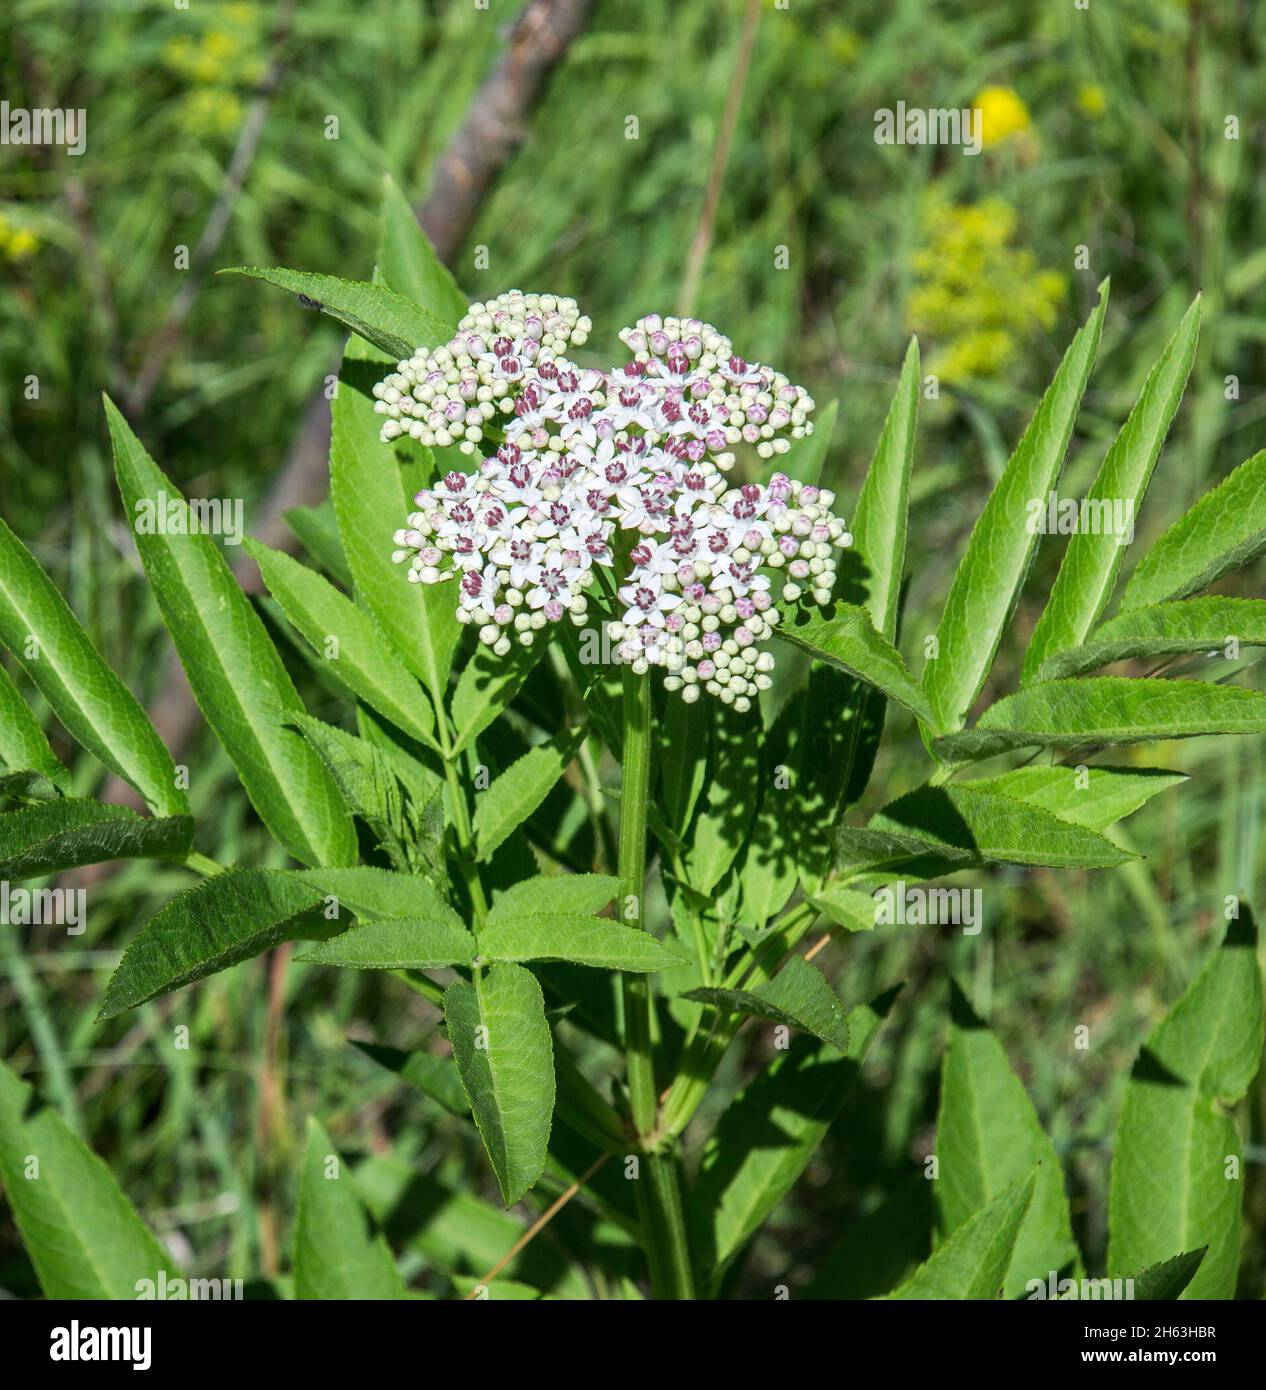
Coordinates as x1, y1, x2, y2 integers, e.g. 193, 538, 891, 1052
2, 0, 1264, 1296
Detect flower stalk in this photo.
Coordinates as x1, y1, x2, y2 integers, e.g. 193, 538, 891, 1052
617, 664, 695, 1298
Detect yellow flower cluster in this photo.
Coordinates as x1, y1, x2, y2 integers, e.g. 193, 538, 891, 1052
163, 4, 264, 137
0, 213, 38, 263
907, 193, 1066, 385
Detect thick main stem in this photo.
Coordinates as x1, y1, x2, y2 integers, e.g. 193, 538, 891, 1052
619, 667, 657, 1136
618, 669, 695, 1299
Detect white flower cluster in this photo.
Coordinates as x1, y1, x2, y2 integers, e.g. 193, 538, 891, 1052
372, 290, 593, 452
618, 313, 817, 462
384, 293, 850, 710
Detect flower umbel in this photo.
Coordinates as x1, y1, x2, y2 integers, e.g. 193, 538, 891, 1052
379, 292, 848, 710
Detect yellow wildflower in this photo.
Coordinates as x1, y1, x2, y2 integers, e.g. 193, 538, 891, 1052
1078, 84, 1107, 119
973, 85, 1032, 148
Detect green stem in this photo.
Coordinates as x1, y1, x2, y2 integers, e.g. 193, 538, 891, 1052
184, 850, 227, 877
617, 669, 695, 1299
659, 899, 821, 1138
618, 666, 657, 1137
443, 754, 488, 928
633, 1149, 696, 1300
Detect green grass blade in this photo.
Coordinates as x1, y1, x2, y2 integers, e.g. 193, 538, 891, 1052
377, 174, 466, 328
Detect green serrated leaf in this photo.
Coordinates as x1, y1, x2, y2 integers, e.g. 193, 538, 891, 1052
0, 769, 62, 802
247, 539, 438, 750
936, 982, 1079, 1299
834, 824, 973, 877
287, 715, 409, 865
809, 882, 878, 932
474, 729, 583, 861
480, 913, 687, 972
796, 665, 875, 890
298, 916, 475, 970
221, 265, 447, 360
969, 765, 1186, 832
684, 956, 849, 1053
0, 663, 69, 792
295, 1116, 408, 1299
1121, 1248, 1208, 1301
283, 498, 353, 588
295, 865, 452, 921
775, 600, 934, 725
487, 872, 619, 923
736, 689, 802, 928
1035, 597, 1266, 680
1122, 449, 1266, 611
935, 677, 1266, 760
106, 396, 356, 868
0, 1060, 171, 1298
0, 800, 192, 882
1023, 297, 1201, 681
450, 640, 547, 756
1108, 909, 1263, 1299
868, 783, 1136, 869
445, 962, 555, 1206
330, 337, 462, 706
0, 512, 185, 816
850, 337, 920, 640
693, 985, 899, 1276
889, 1169, 1038, 1300
99, 868, 326, 1018
658, 694, 710, 839
924, 284, 1109, 732
683, 701, 762, 896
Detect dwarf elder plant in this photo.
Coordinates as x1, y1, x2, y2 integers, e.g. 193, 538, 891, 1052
1, 192, 1264, 1301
